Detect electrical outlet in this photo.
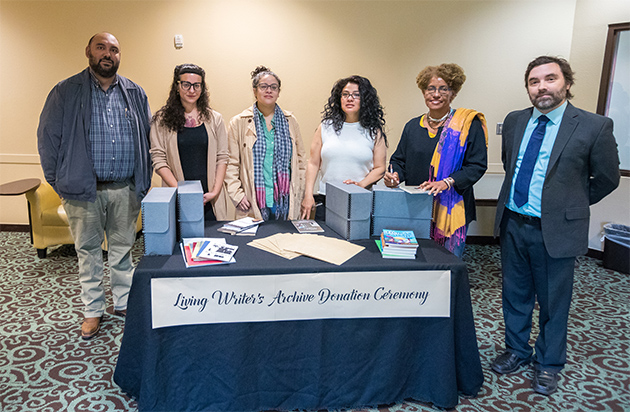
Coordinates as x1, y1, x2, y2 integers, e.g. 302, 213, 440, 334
496, 123, 503, 135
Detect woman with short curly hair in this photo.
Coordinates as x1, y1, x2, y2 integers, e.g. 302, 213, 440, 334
301, 75, 387, 221
150, 63, 229, 221
384, 63, 488, 257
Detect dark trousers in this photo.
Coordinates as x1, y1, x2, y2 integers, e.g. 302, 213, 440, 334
500, 209, 575, 373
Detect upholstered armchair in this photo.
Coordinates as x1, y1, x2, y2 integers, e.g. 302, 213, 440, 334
23, 181, 74, 258
17, 180, 142, 258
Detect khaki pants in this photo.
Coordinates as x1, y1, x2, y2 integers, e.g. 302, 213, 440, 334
63, 182, 140, 318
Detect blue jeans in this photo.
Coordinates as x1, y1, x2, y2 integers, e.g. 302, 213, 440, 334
63, 182, 140, 317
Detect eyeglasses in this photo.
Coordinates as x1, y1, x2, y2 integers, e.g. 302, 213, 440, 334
179, 81, 202, 91
341, 92, 361, 100
425, 86, 451, 96
258, 83, 279, 92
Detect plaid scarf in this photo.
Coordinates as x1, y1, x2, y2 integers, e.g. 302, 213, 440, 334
429, 108, 487, 253
252, 104, 292, 221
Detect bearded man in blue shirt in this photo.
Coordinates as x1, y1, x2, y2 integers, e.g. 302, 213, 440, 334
38, 32, 152, 340
492, 56, 620, 396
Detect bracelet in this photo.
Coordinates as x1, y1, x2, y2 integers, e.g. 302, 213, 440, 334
443, 177, 454, 190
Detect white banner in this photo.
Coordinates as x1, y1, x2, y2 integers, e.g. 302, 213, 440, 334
151, 270, 451, 329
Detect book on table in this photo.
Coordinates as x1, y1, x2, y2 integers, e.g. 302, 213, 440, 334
197, 242, 239, 262
180, 238, 236, 268
399, 185, 430, 195
217, 217, 263, 235
379, 229, 418, 259
375, 239, 417, 259
292, 220, 324, 233
381, 229, 419, 248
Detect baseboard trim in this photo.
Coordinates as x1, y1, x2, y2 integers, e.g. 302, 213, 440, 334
586, 248, 603, 260
466, 236, 499, 245
0, 224, 30, 232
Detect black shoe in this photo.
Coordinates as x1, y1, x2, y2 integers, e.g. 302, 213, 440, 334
532, 369, 559, 395
491, 351, 530, 374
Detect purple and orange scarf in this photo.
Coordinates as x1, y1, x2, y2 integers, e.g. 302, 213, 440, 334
429, 108, 487, 253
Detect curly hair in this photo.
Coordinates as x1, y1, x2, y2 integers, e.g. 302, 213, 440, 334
153, 64, 212, 132
251, 65, 281, 90
416, 63, 466, 95
524, 55, 574, 99
321, 75, 387, 145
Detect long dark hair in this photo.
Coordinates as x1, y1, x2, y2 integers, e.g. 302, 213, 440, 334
321, 75, 387, 145
153, 64, 212, 131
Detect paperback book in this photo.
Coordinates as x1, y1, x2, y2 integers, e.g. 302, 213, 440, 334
218, 217, 263, 235
375, 239, 417, 259
181, 238, 236, 268
399, 185, 429, 195
379, 229, 418, 259
292, 220, 324, 233
197, 243, 239, 262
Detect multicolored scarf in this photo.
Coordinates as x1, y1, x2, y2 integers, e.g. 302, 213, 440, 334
252, 104, 292, 221
429, 108, 487, 253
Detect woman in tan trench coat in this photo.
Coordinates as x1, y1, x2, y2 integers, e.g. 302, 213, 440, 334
225, 66, 306, 221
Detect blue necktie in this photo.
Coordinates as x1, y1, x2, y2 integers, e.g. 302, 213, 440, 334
514, 115, 550, 208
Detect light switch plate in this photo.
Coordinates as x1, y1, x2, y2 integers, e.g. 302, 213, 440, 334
174, 35, 184, 49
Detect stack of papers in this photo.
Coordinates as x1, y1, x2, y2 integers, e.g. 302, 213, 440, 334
378, 229, 419, 259
218, 217, 263, 236
248, 233, 364, 265
180, 238, 237, 268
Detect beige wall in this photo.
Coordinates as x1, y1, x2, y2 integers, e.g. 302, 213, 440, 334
0, 0, 627, 250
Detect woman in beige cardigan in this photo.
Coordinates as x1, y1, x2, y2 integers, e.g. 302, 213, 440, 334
150, 64, 229, 220
225, 66, 306, 221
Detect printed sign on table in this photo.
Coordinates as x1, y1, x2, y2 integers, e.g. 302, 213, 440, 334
151, 270, 451, 329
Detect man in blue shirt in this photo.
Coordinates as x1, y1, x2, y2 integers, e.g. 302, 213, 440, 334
492, 56, 619, 395
38, 32, 152, 340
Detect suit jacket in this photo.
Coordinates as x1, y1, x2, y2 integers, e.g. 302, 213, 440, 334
494, 103, 619, 258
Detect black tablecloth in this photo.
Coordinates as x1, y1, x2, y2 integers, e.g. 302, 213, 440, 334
114, 221, 483, 411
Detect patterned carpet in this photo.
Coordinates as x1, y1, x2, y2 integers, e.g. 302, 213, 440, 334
0, 231, 628, 412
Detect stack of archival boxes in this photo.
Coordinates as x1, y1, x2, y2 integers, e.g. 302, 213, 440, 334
325, 182, 433, 243
141, 180, 205, 255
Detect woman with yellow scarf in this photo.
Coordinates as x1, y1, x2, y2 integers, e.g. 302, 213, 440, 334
384, 63, 488, 257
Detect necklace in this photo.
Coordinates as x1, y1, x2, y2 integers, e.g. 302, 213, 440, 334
427, 108, 451, 124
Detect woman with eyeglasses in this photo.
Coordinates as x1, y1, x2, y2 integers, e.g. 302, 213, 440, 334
150, 63, 229, 221
384, 63, 488, 257
300, 75, 387, 221
224, 66, 306, 221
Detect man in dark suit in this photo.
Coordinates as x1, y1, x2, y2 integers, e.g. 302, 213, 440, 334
492, 56, 619, 395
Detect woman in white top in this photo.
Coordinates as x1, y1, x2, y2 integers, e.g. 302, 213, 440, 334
300, 75, 387, 220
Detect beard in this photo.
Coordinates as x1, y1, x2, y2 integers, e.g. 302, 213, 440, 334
87, 51, 119, 78
529, 88, 566, 111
